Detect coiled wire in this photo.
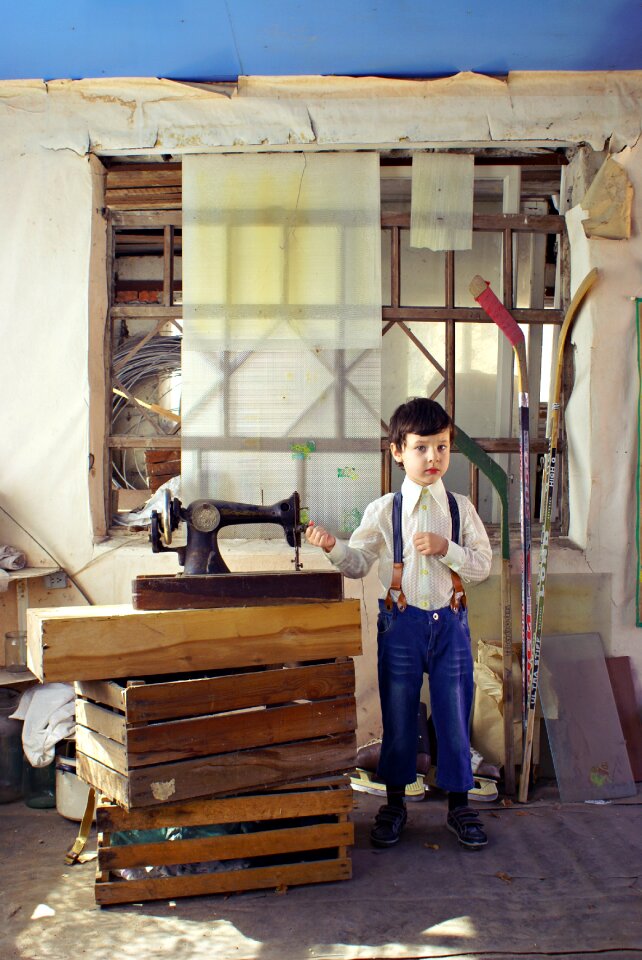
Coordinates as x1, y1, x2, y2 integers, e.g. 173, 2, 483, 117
111, 335, 181, 489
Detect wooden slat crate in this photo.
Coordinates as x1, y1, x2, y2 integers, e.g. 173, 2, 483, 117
76, 658, 357, 809
94, 778, 353, 905
27, 599, 361, 682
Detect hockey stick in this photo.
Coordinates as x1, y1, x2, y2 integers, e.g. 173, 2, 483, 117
517, 267, 598, 802
469, 276, 532, 731
455, 425, 516, 796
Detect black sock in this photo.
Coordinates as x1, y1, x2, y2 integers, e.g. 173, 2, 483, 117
448, 791, 468, 811
386, 785, 406, 809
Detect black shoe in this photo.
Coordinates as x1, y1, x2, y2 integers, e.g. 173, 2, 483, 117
446, 806, 488, 850
370, 803, 408, 847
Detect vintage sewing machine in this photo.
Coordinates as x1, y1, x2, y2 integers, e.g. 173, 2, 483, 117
133, 490, 342, 609
150, 489, 305, 574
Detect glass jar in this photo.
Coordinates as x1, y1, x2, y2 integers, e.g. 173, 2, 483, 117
23, 758, 56, 809
5, 631, 28, 673
0, 689, 24, 803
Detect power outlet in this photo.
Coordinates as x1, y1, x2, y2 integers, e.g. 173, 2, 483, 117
44, 571, 68, 590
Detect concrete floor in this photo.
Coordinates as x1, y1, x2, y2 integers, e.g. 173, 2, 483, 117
1, 782, 641, 960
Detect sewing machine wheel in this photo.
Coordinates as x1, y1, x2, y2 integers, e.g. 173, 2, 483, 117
191, 501, 221, 533
160, 488, 173, 546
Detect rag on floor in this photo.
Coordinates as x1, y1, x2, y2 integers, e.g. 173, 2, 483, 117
10, 682, 75, 766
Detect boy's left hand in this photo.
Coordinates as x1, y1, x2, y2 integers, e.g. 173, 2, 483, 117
413, 532, 448, 557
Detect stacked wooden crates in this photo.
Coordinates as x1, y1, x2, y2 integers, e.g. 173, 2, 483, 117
26, 577, 361, 905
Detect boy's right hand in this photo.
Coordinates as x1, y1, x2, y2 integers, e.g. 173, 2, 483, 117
305, 521, 337, 554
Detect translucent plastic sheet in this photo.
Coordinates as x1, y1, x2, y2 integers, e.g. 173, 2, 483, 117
539, 633, 636, 802
410, 154, 474, 250
182, 154, 382, 536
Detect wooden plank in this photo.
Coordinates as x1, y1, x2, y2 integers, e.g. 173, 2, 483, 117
95, 857, 351, 905
99, 821, 354, 871
606, 656, 642, 780
97, 783, 352, 832
125, 660, 355, 722
267, 775, 348, 792
127, 733, 357, 808
110, 304, 183, 320
105, 165, 182, 188
110, 436, 181, 450
382, 306, 564, 324
74, 680, 126, 712
162, 224, 175, 306
125, 696, 356, 767
382, 211, 565, 232
144, 449, 181, 464
145, 457, 181, 477
76, 726, 129, 775
77, 752, 129, 807
27, 600, 362, 682
107, 186, 182, 203
110, 210, 182, 228
75, 700, 127, 744
132, 571, 344, 610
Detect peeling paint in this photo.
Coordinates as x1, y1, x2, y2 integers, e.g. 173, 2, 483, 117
151, 778, 176, 801
1, 73, 640, 157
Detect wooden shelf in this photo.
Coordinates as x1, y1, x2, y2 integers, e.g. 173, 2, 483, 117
5, 567, 58, 582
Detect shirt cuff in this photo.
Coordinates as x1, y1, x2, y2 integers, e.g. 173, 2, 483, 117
440, 539, 465, 572
326, 540, 348, 565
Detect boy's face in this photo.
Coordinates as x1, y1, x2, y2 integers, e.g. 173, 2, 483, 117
391, 430, 451, 487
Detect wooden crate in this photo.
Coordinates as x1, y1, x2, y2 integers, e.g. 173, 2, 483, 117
76, 657, 357, 809
94, 778, 353, 905
27, 599, 361, 683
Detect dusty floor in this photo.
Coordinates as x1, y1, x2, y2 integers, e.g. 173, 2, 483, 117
1, 782, 641, 960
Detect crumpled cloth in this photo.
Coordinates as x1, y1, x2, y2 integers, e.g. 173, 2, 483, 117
10, 683, 75, 767
0, 544, 27, 593
0, 544, 27, 570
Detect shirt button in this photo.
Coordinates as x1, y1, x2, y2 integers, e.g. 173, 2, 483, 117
421, 601, 428, 609
432, 612, 439, 621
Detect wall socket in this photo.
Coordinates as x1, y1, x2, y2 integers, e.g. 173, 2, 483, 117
44, 571, 68, 590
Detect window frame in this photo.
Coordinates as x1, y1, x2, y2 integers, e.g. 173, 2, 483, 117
95, 154, 570, 538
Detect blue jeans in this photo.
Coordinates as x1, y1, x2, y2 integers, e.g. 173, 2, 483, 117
376, 599, 475, 793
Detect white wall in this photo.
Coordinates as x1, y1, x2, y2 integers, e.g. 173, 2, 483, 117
1, 75, 641, 724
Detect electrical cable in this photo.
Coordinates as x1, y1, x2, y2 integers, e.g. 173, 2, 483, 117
111, 334, 181, 490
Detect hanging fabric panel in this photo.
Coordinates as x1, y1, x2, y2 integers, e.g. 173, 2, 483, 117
410, 153, 474, 251
182, 153, 382, 538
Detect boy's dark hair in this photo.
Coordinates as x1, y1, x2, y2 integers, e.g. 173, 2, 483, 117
389, 397, 453, 451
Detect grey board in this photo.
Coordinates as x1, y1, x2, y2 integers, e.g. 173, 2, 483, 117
539, 632, 636, 802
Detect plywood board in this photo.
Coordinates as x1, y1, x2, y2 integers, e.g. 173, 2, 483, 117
27, 600, 361, 682
539, 633, 636, 802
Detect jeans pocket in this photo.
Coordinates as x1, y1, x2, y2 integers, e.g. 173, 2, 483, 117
377, 611, 394, 637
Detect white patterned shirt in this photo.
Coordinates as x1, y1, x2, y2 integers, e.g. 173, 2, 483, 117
326, 476, 492, 610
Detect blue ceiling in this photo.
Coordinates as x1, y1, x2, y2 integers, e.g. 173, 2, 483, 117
3, 1, 642, 82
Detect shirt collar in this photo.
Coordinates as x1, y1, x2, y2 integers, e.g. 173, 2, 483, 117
401, 475, 449, 516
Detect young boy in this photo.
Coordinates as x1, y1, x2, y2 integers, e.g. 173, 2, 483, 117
306, 397, 492, 850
